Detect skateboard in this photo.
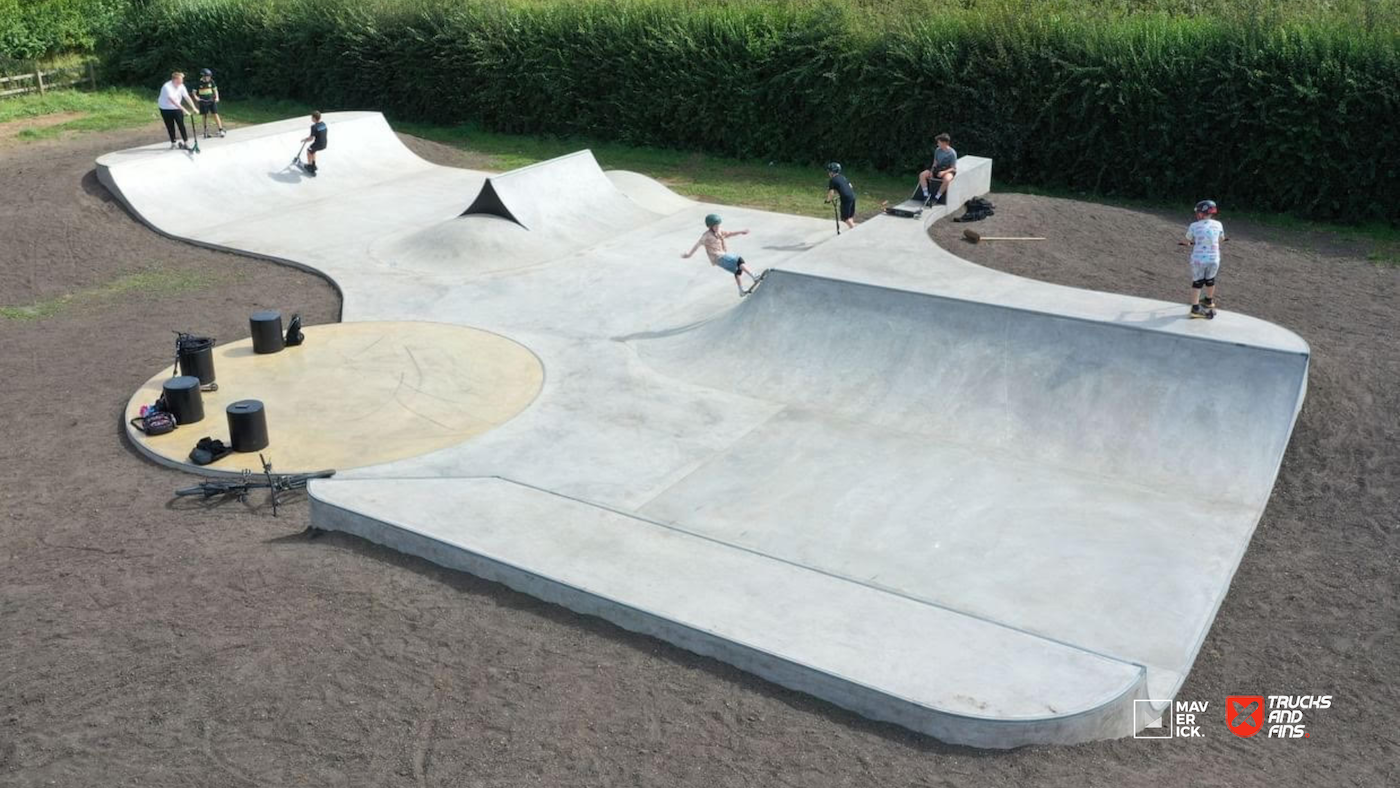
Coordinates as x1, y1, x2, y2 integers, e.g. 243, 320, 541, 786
1189, 305, 1216, 320
741, 270, 770, 297
883, 183, 943, 218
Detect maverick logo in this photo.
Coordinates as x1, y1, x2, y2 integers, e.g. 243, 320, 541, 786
1131, 699, 1209, 738
1226, 695, 1265, 738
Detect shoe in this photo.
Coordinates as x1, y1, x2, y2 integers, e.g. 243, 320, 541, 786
177, 141, 186, 149
1190, 304, 1205, 316
218, 128, 226, 137
170, 141, 178, 149
1201, 297, 1215, 309
935, 193, 947, 205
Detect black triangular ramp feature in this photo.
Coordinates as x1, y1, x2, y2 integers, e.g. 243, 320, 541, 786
461, 178, 525, 228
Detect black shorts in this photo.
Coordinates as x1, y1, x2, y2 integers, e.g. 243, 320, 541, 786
839, 198, 856, 220
198, 101, 219, 115
309, 141, 327, 152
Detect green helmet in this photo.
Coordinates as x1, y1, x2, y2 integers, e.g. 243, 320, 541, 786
705, 213, 722, 227
826, 162, 842, 174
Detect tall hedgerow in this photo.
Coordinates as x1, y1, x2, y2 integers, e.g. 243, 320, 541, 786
1, 0, 129, 61
99, 0, 1399, 223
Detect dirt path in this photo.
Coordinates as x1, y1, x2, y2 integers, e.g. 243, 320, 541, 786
1, 128, 1395, 787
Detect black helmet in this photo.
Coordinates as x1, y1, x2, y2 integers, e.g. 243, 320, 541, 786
200, 68, 212, 76
826, 162, 842, 174
1195, 199, 1217, 216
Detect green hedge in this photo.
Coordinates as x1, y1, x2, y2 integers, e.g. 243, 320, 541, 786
98, 0, 1399, 223
0, 0, 128, 60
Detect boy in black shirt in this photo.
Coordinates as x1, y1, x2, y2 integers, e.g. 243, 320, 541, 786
299, 111, 328, 177
824, 162, 857, 230
193, 68, 225, 138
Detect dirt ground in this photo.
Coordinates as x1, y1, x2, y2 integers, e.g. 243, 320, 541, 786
1, 126, 1396, 788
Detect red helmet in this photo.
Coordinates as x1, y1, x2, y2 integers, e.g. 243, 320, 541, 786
1195, 199, 1218, 216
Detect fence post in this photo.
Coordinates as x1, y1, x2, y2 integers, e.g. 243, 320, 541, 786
35, 61, 44, 95
88, 59, 97, 90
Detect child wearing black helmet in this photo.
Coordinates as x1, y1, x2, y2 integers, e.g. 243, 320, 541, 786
1179, 199, 1226, 319
682, 214, 764, 296
193, 68, 225, 138
299, 111, 328, 177
825, 162, 857, 230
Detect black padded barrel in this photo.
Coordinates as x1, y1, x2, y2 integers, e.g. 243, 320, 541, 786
162, 376, 205, 424
250, 310, 284, 355
177, 337, 216, 386
226, 400, 269, 452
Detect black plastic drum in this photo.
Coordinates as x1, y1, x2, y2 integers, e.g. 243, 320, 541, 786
177, 336, 216, 386
226, 399, 269, 452
162, 376, 205, 424
250, 310, 284, 354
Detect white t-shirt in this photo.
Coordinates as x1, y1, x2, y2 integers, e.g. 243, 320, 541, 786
158, 80, 191, 110
1186, 219, 1224, 265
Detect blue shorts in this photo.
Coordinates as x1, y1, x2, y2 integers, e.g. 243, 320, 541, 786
716, 253, 741, 274
1190, 261, 1219, 282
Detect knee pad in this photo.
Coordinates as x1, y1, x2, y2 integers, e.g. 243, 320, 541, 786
1192, 279, 1206, 289
1202, 277, 1216, 287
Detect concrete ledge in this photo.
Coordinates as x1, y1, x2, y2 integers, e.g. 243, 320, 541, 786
310, 476, 1149, 749
935, 155, 994, 221
883, 155, 992, 223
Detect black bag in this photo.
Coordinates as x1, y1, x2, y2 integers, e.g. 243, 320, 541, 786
189, 437, 233, 466
285, 313, 304, 346
131, 411, 177, 435
954, 196, 996, 223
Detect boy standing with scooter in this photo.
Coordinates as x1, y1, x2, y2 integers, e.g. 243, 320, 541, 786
193, 68, 226, 138
298, 111, 328, 177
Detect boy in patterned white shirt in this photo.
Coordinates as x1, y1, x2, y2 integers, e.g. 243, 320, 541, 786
681, 213, 764, 296
1180, 199, 1226, 319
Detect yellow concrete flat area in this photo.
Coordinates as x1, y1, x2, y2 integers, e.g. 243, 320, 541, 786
125, 321, 543, 474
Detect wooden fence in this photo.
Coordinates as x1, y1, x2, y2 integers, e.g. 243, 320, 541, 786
0, 59, 99, 99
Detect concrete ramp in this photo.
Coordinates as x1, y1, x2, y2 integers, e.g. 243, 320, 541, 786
459, 150, 658, 230
635, 270, 1305, 507
374, 150, 687, 273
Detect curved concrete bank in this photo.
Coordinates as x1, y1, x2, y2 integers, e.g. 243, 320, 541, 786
100, 112, 1307, 748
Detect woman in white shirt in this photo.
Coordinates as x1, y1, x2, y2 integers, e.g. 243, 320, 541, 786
157, 71, 202, 149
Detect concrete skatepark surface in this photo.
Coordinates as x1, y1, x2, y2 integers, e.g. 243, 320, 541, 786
98, 112, 1309, 748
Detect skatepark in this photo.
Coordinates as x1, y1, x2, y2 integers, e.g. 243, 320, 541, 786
97, 112, 1309, 748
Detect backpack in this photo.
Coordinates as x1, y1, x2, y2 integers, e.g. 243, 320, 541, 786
131, 411, 177, 436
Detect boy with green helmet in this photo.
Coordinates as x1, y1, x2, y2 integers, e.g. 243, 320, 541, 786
193, 68, 225, 138
682, 214, 764, 296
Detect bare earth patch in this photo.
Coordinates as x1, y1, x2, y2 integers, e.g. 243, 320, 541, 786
0, 129, 1396, 787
